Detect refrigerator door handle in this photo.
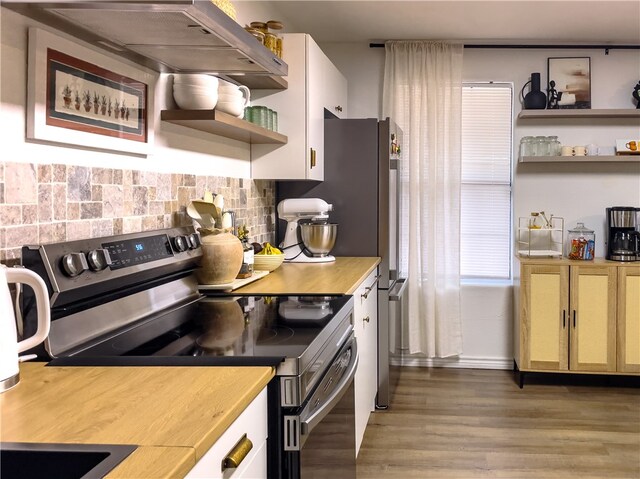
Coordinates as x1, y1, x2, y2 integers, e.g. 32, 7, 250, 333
389, 278, 408, 301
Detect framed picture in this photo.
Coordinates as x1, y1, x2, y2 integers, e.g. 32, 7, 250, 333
547, 57, 591, 109
27, 28, 155, 155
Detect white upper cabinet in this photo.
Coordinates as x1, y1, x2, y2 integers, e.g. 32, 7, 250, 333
251, 33, 347, 180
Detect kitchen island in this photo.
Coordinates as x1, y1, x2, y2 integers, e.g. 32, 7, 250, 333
0, 363, 274, 478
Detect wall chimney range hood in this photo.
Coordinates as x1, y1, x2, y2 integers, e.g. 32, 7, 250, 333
3, 1, 288, 88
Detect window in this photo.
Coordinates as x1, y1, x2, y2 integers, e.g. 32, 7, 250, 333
460, 83, 513, 279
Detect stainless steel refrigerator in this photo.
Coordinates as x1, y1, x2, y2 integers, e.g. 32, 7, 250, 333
276, 117, 408, 409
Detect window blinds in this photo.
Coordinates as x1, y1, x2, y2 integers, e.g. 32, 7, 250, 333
461, 84, 513, 279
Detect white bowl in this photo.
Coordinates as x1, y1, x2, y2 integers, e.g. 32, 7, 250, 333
173, 83, 216, 94
254, 254, 285, 272
215, 100, 244, 117
173, 74, 219, 88
173, 89, 218, 110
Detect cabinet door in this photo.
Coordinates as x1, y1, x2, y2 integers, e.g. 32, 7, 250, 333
353, 269, 378, 456
251, 33, 345, 181
521, 264, 569, 371
617, 266, 640, 373
321, 52, 347, 120
306, 35, 325, 181
185, 388, 267, 478
569, 265, 617, 372
251, 33, 309, 180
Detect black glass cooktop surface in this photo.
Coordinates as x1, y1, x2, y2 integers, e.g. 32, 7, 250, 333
48, 295, 352, 368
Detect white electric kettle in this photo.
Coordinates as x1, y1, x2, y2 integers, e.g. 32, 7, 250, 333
0, 265, 50, 393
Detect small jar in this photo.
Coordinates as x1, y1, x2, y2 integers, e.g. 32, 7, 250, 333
244, 28, 265, 45
249, 21, 268, 33
533, 136, 548, 156
528, 212, 543, 229
566, 223, 595, 260
264, 32, 278, 55
236, 225, 255, 279
548, 136, 561, 156
519, 136, 534, 158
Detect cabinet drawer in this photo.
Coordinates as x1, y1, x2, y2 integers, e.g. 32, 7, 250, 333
185, 388, 268, 479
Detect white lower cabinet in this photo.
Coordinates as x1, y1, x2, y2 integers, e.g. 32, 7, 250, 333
185, 387, 268, 479
353, 268, 379, 456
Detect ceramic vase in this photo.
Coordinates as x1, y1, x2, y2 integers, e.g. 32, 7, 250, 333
198, 231, 243, 284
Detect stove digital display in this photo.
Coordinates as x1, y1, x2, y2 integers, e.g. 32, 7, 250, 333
103, 234, 173, 269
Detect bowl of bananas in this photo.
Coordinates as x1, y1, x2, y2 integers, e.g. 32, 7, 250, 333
253, 242, 285, 272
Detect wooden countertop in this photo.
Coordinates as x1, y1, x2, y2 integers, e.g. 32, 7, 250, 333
0, 363, 274, 478
516, 256, 640, 267
237, 256, 381, 295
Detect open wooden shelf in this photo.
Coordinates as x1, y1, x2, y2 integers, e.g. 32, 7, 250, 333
518, 109, 640, 119
161, 109, 287, 144
520, 155, 640, 163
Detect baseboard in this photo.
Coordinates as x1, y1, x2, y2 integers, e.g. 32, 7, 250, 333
391, 355, 513, 370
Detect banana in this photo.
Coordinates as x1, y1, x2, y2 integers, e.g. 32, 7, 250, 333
256, 242, 282, 255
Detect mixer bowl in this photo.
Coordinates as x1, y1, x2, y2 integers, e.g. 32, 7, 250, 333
300, 223, 338, 257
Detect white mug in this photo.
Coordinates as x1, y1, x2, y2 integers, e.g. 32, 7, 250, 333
560, 146, 574, 156
586, 144, 599, 156
574, 146, 587, 156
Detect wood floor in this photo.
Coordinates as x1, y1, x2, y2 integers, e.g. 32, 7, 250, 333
356, 367, 640, 479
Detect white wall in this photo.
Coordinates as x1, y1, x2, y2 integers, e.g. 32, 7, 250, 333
320, 41, 640, 367
1, 8, 251, 177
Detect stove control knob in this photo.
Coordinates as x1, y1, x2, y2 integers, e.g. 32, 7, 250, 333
87, 248, 112, 272
172, 235, 188, 253
61, 252, 89, 277
188, 233, 201, 249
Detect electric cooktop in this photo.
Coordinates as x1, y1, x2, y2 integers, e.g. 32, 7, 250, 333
48, 295, 352, 369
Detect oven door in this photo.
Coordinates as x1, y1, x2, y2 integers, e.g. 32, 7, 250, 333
283, 332, 358, 479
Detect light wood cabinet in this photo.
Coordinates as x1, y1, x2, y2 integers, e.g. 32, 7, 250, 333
251, 33, 347, 180
516, 259, 639, 383
185, 387, 268, 479
569, 265, 617, 372
617, 266, 640, 373
353, 268, 379, 456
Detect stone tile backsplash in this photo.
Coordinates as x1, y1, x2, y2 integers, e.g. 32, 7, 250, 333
0, 162, 275, 265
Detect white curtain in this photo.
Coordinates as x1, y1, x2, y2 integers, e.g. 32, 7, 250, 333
383, 41, 463, 358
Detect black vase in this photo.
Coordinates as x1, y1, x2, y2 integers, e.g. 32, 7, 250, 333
523, 73, 547, 110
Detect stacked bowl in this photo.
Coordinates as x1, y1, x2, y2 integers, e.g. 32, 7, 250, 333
172, 74, 218, 110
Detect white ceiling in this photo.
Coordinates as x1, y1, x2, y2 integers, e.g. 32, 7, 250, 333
235, 1, 640, 45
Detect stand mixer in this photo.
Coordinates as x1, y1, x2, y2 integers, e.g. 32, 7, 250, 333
277, 198, 337, 263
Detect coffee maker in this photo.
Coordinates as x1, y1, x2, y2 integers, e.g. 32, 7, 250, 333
606, 206, 640, 261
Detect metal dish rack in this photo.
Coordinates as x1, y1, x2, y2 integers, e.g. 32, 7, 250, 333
517, 216, 564, 257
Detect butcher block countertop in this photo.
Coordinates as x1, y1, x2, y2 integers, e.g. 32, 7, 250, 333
237, 256, 381, 295
0, 363, 274, 478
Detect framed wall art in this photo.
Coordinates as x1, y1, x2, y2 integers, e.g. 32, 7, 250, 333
27, 28, 155, 155
547, 57, 591, 109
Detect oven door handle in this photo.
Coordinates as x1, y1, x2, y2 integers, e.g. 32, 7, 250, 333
300, 335, 358, 438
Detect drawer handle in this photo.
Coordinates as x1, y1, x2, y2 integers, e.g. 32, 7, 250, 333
361, 274, 382, 299
221, 434, 253, 472
363, 316, 370, 323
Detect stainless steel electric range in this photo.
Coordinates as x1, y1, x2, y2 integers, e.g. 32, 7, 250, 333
20, 227, 357, 479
